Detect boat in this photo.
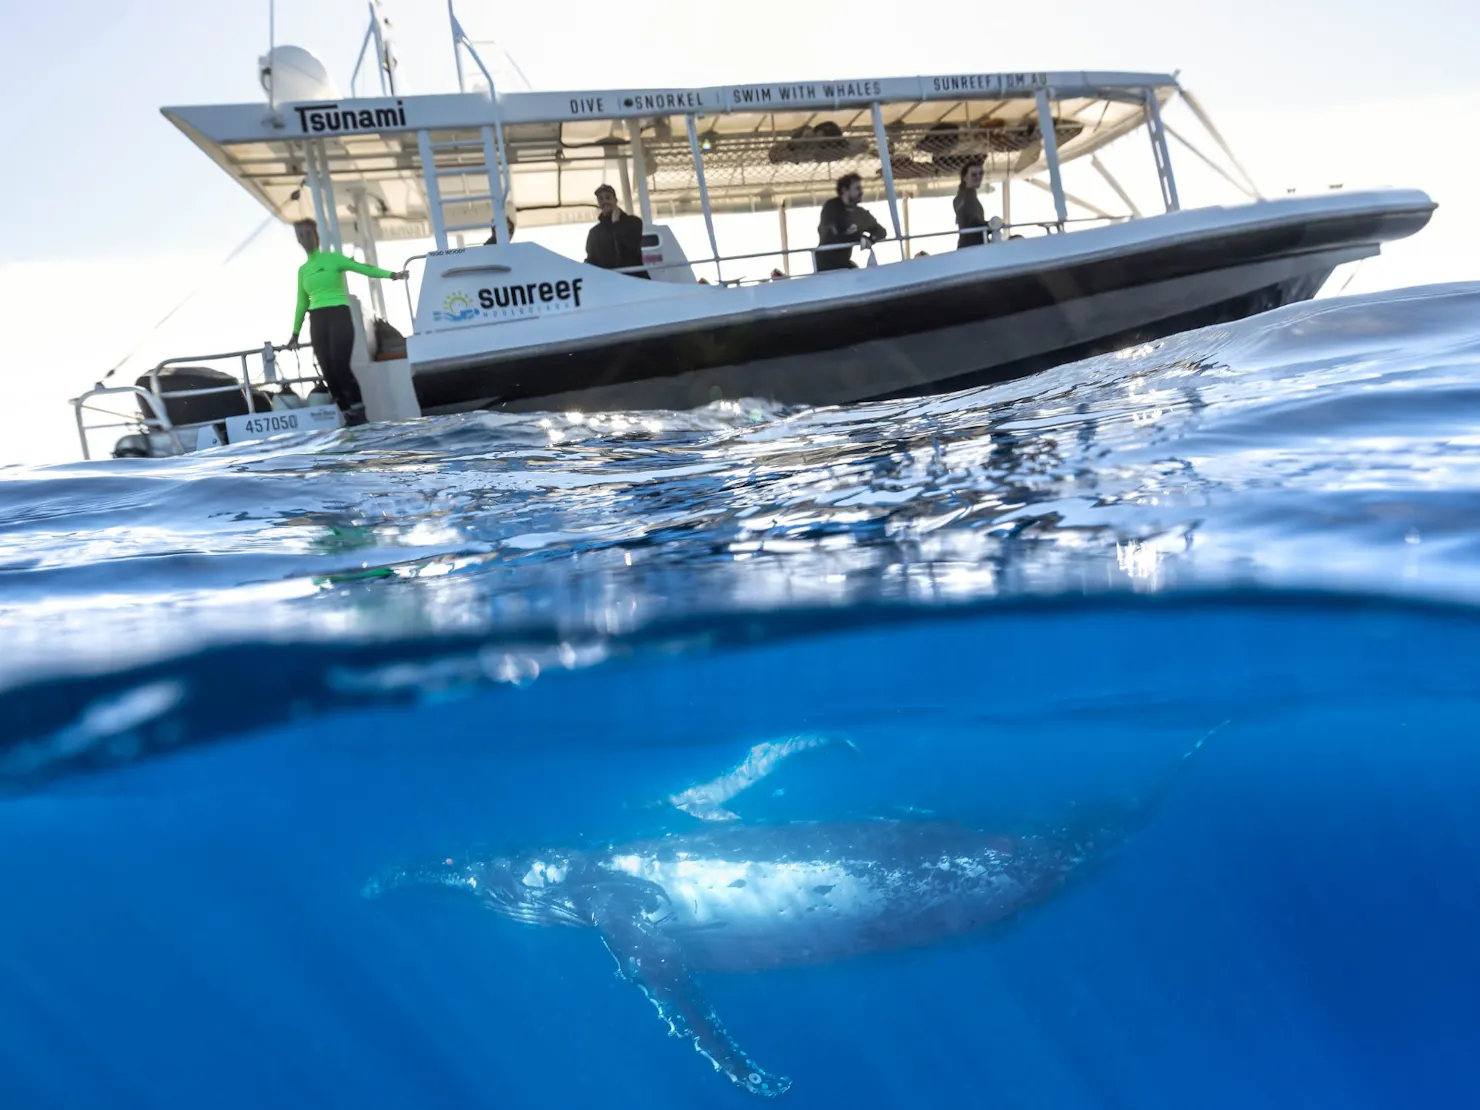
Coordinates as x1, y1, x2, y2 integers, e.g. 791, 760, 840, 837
71, 2, 1436, 458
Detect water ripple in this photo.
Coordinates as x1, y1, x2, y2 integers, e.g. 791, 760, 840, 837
2, 281, 1478, 687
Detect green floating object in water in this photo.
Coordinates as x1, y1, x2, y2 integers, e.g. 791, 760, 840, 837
313, 566, 397, 585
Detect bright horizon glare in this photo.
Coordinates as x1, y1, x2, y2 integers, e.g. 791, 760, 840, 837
1, 0, 1476, 466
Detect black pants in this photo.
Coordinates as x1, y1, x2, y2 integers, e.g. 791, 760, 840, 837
815, 246, 858, 272
308, 304, 361, 410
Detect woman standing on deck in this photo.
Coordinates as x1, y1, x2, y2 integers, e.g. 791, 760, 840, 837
286, 219, 408, 413
954, 161, 987, 249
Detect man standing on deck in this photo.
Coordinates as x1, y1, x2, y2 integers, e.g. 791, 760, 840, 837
584, 184, 649, 277
954, 161, 987, 249
286, 218, 408, 414
816, 172, 888, 272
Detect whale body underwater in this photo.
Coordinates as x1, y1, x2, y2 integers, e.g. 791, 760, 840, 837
363, 733, 1215, 1098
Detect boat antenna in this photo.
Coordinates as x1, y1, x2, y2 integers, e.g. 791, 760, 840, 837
500, 48, 533, 92
351, 1, 398, 97
446, 1, 529, 92
448, 0, 465, 92
445, 1, 513, 237
462, 38, 533, 91
267, 0, 276, 109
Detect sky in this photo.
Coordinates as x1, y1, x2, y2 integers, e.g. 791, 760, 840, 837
1, 0, 1477, 465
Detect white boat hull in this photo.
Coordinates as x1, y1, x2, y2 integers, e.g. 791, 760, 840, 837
406, 189, 1434, 414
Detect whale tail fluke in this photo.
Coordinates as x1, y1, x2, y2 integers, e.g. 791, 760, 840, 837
1131, 718, 1229, 818
1051, 719, 1229, 865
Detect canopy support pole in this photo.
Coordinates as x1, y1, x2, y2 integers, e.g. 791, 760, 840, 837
870, 102, 903, 245
1163, 121, 1257, 200
779, 199, 790, 275
1178, 87, 1261, 197
303, 142, 331, 244
630, 121, 653, 224
686, 114, 721, 282
1144, 88, 1180, 213
1091, 155, 1142, 217
1023, 176, 1118, 220
350, 186, 387, 319
417, 130, 448, 251
480, 124, 508, 239
1034, 89, 1068, 229
315, 142, 343, 252
617, 152, 634, 213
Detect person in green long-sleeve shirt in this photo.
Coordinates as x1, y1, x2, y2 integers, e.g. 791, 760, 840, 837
286, 218, 408, 413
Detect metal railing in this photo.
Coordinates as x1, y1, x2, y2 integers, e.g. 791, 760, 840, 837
71, 342, 330, 460
614, 214, 1126, 282
72, 385, 184, 460
397, 210, 1129, 313
401, 254, 430, 320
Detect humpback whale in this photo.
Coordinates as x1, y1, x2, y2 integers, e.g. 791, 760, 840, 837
364, 727, 1220, 1098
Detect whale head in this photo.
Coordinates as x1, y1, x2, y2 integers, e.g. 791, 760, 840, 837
479, 848, 590, 926
360, 854, 488, 900
363, 849, 587, 928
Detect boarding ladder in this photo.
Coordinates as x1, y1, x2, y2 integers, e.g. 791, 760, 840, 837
416, 126, 509, 250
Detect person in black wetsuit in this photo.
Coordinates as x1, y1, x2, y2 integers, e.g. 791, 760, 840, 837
954, 161, 987, 249
815, 173, 889, 272
584, 184, 648, 277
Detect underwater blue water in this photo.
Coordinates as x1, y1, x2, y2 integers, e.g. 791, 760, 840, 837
2, 282, 1480, 1108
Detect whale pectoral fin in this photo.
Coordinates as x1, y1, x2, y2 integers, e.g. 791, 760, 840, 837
586, 888, 791, 1099
667, 733, 857, 821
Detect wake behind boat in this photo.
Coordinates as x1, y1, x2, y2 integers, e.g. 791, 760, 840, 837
71, 3, 1434, 458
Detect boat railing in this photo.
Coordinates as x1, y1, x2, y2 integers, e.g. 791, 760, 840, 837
72, 384, 185, 460
623, 214, 1128, 284
71, 343, 328, 460
398, 212, 1125, 309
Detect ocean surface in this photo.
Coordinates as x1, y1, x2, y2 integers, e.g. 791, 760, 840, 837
2, 281, 1479, 1108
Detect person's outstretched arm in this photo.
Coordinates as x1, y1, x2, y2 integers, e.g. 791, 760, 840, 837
336, 255, 404, 280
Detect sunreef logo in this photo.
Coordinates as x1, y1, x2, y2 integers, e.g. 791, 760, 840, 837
433, 291, 479, 324
293, 100, 407, 134
432, 278, 586, 326
476, 278, 584, 318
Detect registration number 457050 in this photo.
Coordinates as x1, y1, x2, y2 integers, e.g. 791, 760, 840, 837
223, 404, 345, 444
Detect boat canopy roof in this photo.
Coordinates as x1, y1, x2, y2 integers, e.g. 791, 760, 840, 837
163, 70, 1178, 237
